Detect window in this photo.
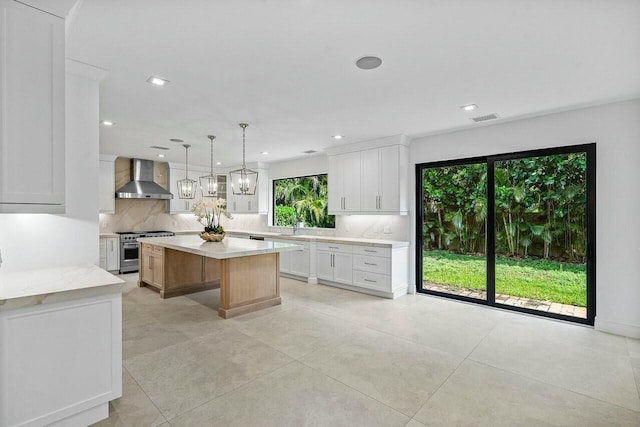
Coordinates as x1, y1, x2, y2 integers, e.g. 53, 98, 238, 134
273, 174, 335, 228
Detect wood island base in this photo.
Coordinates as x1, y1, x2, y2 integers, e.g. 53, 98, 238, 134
139, 242, 280, 318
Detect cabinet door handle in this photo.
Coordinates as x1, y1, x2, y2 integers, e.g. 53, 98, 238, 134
364, 262, 377, 266
248, 201, 251, 211
364, 278, 377, 283
233, 201, 236, 210
332, 254, 335, 267
110, 240, 113, 251
149, 256, 153, 270
364, 249, 377, 253
328, 246, 339, 249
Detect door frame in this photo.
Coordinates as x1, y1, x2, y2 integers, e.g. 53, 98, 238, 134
415, 143, 596, 325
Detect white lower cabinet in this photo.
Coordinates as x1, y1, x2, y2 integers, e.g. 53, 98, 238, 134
317, 243, 353, 285
99, 237, 120, 273
272, 239, 309, 278
290, 246, 311, 277
319, 243, 408, 298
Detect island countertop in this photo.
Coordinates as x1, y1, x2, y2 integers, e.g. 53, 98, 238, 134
137, 235, 303, 259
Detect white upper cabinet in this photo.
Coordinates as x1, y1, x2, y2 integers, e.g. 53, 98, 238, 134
328, 151, 361, 214
0, 0, 65, 213
99, 155, 116, 213
361, 145, 407, 214
167, 167, 192, 214
328, 136, 408, 215
227, 167, 268, 214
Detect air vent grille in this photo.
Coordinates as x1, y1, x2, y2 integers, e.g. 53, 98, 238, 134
303, 150, 318, 154
150, 145, 169, 150
471, 113, 500, 123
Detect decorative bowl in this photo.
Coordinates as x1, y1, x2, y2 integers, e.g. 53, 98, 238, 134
199, 231, 225, 242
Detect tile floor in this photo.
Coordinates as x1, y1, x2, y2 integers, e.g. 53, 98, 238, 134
93, 273, 640, 426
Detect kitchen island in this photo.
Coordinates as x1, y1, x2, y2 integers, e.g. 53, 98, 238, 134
137, 235, 302, 318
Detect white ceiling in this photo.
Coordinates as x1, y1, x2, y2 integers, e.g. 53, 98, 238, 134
66, 0, 640, 168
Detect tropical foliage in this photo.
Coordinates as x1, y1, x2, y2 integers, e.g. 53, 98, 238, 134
422, 153, 587, 263
274, 175, 335, 228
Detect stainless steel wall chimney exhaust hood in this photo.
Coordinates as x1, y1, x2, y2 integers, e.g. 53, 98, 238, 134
115, 159, 173, 199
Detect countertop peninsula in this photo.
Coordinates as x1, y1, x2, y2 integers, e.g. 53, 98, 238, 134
0, 264, 125, 311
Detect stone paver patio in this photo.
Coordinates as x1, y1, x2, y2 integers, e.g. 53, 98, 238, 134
423, 282, 587, 319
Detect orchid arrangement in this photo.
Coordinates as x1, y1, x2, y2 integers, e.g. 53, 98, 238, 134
191, 198, 232, 234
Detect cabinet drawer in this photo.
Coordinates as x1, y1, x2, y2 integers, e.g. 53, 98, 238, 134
152, 245, 164, 255
353, 270, 391, 292
353, 255, 391, 274
317, 242, 352, 253
352, 245, 391, 258
141, 243, 152, 254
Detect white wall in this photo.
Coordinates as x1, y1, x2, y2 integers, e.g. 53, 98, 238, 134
410, 99, 640, 338
269, 154, 327, 180
0, 62, 104, 272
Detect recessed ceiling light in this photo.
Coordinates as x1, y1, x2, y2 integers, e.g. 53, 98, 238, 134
461, 104, 478, 111
157, 154, 165, 158
215, 161, 222, 165
261, 151, 269, 155
147, 76, 169, 86
332, 135, 344, 140
355, 56, 382, 70
100, 120, 115, 126
169, 138, 184, 143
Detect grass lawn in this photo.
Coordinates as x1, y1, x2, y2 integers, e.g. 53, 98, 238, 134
423, 250, 587, 307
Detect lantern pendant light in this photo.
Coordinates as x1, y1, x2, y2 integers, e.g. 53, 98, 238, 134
230, 123, 258, 195
177, 144, 197, 199
200, 135, 218, 198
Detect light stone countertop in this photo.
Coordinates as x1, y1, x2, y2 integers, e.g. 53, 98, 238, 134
99, 233, 119, 238
0, 265, 125, 311
223, 229, 409, 248
137, 235, 303, 259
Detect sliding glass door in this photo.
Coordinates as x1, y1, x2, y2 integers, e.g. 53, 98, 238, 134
416, 144, 595, 324
420, 160, 487, 302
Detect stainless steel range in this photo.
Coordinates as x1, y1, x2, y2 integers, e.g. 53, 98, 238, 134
117, 231, 175, 273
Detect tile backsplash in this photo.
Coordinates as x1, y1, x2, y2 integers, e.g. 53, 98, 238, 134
100, 205, 410, 242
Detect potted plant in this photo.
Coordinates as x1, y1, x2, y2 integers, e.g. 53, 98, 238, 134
192, 198, 232, 242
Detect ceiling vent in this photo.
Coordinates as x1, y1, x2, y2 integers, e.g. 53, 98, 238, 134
303, 150, 318, 154
471, 113, 500, 123
150, 145, 169, 150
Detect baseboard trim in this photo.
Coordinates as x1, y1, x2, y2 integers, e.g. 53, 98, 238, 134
595, 317, 640, 338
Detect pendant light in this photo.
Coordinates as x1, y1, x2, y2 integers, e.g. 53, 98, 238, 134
177, 144, 197, 199
230, 123, 258, 195
199, 135, 218, 198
